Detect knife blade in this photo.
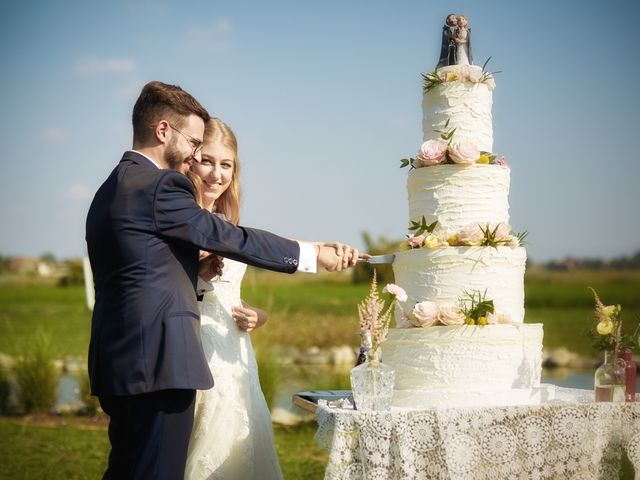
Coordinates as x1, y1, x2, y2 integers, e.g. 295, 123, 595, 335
358, 254, 396, 264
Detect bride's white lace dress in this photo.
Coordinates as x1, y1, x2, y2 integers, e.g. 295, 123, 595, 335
185, 259, 283, 480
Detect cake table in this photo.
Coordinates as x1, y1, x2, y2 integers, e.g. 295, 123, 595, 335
306, 388, 640, 479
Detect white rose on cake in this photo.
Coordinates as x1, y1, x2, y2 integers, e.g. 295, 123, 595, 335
437, 304, 465, 325
457, 223, 484, 246
448, 139, 480, 164
410, 301, 439, 327
487, 311, 512, 324
468, 67, 482, 83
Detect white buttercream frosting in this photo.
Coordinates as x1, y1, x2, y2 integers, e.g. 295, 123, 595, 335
382, 323, 545, 407
422, 66, 494, 152
407, 164, 511, 235
393, 246, 526, 324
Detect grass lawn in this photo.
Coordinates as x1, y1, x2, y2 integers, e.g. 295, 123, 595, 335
0, 415, 327, 480
1, 268, 639, 357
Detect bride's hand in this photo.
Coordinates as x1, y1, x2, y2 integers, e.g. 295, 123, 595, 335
199, 252, 224, 281
232, 306, 266, 332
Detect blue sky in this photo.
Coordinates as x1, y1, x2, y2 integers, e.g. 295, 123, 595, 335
1, 0, 639, 262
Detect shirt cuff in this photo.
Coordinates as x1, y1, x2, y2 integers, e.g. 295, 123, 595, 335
296, 242, 317, 273
197, 276, 215, 296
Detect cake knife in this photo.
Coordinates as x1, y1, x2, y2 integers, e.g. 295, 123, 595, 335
357, 254, 396, 264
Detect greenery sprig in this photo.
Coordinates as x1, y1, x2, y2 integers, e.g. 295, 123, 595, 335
422, 70, 444, 93
434, 118, 456, 144
408, 217, 439, 237
479, 56, 502, 83
515, 230, 529, 246
587, 287, 640, 353
460, 290, 495, 326
479, 224, 510, 248
357, 271, 407, 355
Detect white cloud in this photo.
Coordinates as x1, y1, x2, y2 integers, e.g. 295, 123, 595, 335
185, 18, 232, 53
42, 128, 69, 144
74, 57, 136, 75
64, 183, 93, 201
114, 78, 145, 100
214, 18, 232, 34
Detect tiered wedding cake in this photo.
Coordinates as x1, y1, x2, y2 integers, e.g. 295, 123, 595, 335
381, 59, 553, 408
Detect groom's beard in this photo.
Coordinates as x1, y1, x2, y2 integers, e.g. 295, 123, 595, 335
165, 138, 191, 174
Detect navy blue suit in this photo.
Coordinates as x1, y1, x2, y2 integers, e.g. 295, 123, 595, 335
86, 151, 300, 479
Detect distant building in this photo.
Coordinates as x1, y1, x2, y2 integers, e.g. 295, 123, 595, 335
7, 256, 56, 277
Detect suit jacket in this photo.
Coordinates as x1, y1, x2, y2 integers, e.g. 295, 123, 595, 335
86, 151, 300, 396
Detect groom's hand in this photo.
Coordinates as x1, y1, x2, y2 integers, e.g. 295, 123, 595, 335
317, 242, 359, 272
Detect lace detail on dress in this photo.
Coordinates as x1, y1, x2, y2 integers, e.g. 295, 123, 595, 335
185, 260, 283, 480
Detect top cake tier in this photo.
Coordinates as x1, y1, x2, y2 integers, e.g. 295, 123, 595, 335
422, 65, 494, 152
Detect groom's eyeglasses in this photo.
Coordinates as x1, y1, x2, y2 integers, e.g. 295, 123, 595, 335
168, 124, 203, 156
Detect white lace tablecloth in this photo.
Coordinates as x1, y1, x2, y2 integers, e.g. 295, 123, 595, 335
314, 387, 640, 480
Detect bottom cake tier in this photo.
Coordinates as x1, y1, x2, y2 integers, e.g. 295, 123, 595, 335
381, 323, 552, 408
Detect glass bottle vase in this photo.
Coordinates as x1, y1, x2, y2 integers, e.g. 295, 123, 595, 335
350, 348, 396, 411
594, 351, 626, 402
619, 350, 637, 402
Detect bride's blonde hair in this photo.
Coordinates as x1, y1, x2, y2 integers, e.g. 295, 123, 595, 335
187, 117, 241, 225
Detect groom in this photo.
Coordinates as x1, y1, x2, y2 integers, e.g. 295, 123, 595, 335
86, 81, 359, 479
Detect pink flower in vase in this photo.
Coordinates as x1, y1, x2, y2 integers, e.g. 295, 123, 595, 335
383, 284, 408, 302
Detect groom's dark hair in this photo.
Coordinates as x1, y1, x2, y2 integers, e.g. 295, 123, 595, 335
132, 81, 210, 143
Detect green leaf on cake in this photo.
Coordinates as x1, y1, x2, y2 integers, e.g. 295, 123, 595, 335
441, 128, 456, 141
460, 289, 495, 325
408, 216, 438, 236
515, 230, 529, 246
422, 70, 444, 93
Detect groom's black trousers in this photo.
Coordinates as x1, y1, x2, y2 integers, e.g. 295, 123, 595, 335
99, 389, 196, 480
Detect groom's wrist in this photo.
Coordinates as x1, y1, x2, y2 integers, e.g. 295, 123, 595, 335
296, 242, 318, 273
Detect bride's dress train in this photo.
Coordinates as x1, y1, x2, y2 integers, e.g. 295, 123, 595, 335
185, 260, 283, 480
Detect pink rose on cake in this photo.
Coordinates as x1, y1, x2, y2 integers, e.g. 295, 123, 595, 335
410, 301, 439, 327
437, 304, 466, 325
494, 222, 512, 242
406, 234, 425, 249
416, 139, 448, 166
457, 224, 484, 246
448, 139, 480, 165
494, 155, 509, 167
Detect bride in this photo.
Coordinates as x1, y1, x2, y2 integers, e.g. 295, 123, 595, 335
454, 15, 473, 66
184, 117, 283, 480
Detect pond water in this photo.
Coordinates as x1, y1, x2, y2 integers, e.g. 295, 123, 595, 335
57, 366, 638, 414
